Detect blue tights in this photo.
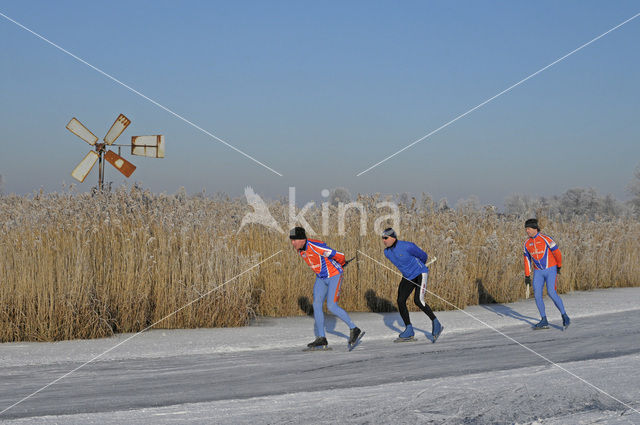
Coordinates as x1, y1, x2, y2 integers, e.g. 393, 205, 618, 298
533, 266, 566, 318
313, 274, 355, 337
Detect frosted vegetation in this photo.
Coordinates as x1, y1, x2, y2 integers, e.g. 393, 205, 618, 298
1, 176, 639, 342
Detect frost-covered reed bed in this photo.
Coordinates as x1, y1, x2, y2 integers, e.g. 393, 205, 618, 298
1, 188, 638, 342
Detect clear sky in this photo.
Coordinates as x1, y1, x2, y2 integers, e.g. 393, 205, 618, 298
1, 1, 638, 206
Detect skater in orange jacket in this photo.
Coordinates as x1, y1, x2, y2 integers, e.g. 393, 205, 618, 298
290, 227, 362, 349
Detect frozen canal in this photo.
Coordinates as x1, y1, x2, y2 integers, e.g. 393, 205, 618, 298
1, 288, 639, 424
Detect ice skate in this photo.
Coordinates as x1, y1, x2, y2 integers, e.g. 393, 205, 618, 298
394, 325, 416, 342
303, 337, 331, 351
532, 317, 549, 330
348, 327, 365, 351
431, 318, 443, 343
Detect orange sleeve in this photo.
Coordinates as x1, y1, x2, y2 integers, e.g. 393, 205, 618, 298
332, 251, 346, 266
524, 253, 532, 277
552, 248, 562, 268
523, 241, 532, 276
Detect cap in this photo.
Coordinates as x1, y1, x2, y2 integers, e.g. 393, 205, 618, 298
289, 227, 307, 240
382, 227, 397, 239
524, 218, 539, 230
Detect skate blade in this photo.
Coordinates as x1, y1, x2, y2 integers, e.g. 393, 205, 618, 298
302, 346, 332, 352
394, 336, 416, 343
348, 331, 365, 352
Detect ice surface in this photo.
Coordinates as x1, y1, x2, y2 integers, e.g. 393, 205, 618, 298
1, 288, 639, 424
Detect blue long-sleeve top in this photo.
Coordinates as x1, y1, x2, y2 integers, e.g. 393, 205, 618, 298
384, 240, 429, 280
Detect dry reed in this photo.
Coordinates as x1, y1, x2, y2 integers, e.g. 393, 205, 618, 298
1, 188, 638, 342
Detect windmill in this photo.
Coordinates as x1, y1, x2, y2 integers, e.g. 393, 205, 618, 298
66, 113, 164, 189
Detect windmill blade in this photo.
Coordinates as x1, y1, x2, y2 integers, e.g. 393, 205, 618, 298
71, 151, 99, 182
131, 135, 165, 158
66, 118, 98, 146
104, 113, 131, 145
105, 150, 136, 177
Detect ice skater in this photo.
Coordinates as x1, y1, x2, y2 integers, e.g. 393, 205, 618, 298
289, 227, 362, 350
523, 218, 570, 330
381, 227, 443, 343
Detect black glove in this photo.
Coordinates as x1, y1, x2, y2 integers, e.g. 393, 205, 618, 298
557, 266, 561, 275
524, 276, 531, 286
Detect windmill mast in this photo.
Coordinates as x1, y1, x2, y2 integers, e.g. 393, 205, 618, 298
97, 143, 104, 190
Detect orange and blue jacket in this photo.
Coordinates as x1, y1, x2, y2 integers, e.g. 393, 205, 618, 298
523, 232, 562, 277
298, 239, 346, 278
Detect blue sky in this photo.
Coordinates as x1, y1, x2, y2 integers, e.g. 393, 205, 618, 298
1, 1, 638, 205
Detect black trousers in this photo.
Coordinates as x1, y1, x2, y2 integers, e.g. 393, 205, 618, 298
397, 274, 436, 326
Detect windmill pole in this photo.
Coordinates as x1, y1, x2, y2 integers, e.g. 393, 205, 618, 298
96, 143, 106, 190
98, 151, 102, 190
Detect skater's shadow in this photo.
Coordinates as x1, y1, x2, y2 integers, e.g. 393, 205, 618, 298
297, 296, 314, 316
476, 279, 538, 326
364, 289, 397, 313
364, 289, 403, 333
476, 279, 498, 304
414, 327, 436, 343
480, 303, 538, 326
323, 315, 348, 340
297, 296, 348, 340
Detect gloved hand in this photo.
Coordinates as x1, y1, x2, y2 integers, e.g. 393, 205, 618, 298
524, 276, 531, 286
556, 266, 561, 274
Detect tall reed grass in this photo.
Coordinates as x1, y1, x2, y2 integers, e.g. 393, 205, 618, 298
1, 188, 638, 342
0, 188, 257, 342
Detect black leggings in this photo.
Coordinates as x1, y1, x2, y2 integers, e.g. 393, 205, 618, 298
397, 274, 436, 326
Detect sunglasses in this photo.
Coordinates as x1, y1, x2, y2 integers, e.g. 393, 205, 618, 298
382, 236, 390, 240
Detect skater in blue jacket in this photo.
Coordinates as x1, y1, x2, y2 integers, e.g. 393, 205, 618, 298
382, 228, 443, 342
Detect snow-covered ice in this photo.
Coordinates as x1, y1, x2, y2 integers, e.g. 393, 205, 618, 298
1, 287, 639, 424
